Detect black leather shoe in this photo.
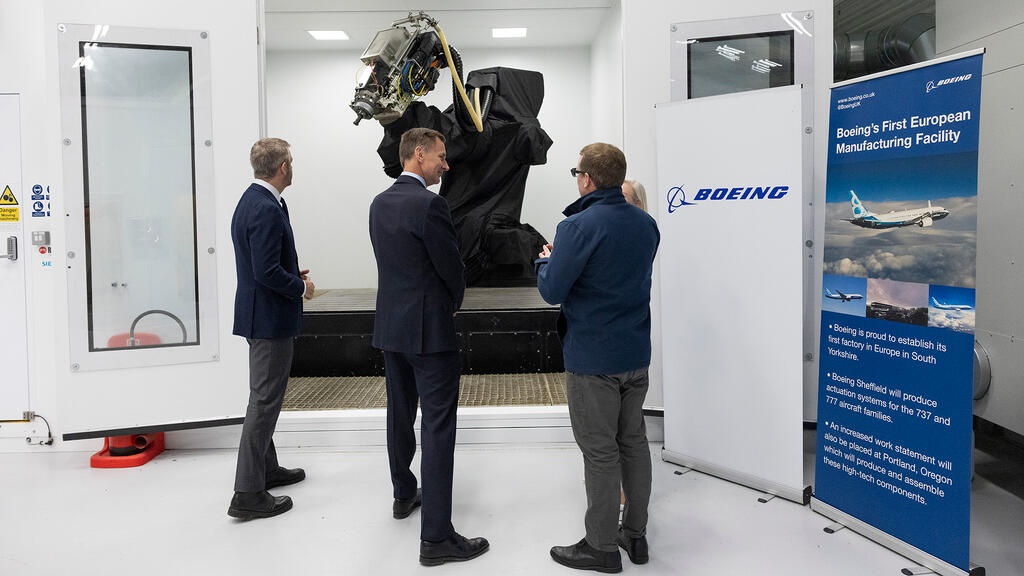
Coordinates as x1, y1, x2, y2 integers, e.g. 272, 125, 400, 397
550, 538, 622, 573
227, 490, 292, 519
616, 528, 649, 564
265, 466, 305, 490
393, 488, 422, 519
419, 532, 490, 566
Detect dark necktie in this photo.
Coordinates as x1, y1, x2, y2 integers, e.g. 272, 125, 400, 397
279, 196, 301, 284
280, 197, 290, 222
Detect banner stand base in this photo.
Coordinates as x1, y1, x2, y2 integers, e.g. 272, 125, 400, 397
824, 521, 846, 534
662, 448, 810, 505
811, 498, 984, 576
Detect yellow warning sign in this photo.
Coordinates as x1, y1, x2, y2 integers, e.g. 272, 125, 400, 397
0, 185, 18, 205
0, 185, 19, 221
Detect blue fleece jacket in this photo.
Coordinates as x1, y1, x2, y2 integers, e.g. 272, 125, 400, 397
536, 186, 660, 375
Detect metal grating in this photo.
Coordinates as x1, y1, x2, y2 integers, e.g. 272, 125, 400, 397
303, 286, 556, 313
283, 372, 567, 411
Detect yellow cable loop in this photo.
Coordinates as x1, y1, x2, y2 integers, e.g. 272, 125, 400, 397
434, 23, 484, 132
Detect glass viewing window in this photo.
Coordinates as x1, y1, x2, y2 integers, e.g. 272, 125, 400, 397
78, 42, 200, 351
687, 31, 795, 99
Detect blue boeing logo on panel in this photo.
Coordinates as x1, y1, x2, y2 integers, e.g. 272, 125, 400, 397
666, 186, 697, 213
667, 184, 790, 213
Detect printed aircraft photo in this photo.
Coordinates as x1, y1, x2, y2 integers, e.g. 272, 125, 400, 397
824, 288, 863, 302
931, 297, 973, 311
845, 190, 949, 229
824, 151, 977, 288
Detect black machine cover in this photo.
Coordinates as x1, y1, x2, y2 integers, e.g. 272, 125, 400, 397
377, 67, 553, 287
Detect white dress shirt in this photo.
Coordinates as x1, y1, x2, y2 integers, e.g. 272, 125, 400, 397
400, 171, 427, 188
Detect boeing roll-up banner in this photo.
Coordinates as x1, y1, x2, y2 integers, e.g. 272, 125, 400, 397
658, 85, 808, 503
812, 50, 984, 576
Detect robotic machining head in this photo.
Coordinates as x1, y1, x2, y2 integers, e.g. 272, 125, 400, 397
350, 12, 447, 125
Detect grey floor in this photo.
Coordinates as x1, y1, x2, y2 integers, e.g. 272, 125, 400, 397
2, 440, 1022, 576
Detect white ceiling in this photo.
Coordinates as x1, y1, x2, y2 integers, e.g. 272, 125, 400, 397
265, 0, 615, 51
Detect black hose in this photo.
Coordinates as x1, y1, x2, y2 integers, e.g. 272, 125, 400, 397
447, 45, 473, 128
129, 309, 188, 345
478, 87, 494, 124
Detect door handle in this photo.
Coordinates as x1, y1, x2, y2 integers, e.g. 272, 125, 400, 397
1, 236, 16, 261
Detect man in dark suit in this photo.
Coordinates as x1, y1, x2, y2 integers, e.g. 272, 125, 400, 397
228, 138, 314, 519
369, 127, 489, 565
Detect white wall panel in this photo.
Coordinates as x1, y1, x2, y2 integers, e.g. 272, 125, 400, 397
937, 0, 1024, 437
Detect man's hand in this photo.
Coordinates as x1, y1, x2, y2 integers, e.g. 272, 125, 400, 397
539, 243, 553, 259
303, 278, 316, 300
299, 269, 310, 280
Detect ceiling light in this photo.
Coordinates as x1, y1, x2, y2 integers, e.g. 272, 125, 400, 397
492, 28, 527, 39
308, 30, 349, 41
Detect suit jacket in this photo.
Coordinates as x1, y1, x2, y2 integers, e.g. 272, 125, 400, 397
370, 175, 465, 354
231, 183, 305, 339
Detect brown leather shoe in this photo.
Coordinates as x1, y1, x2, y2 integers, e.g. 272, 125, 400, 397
227, 490, 292, 519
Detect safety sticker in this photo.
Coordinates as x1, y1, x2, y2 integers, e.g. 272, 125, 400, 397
30, 184, 50, 202
0, 185, 19, 222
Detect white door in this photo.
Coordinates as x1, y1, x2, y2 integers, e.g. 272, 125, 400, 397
46, 1, 261, 438
0, 94, 30, 421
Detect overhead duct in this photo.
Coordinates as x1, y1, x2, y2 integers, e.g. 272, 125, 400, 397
834, 13, 935, 81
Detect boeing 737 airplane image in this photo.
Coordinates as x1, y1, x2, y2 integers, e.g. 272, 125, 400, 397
931, 297, 973, 310
845, 190, 949, 229
825, 288, 863, 302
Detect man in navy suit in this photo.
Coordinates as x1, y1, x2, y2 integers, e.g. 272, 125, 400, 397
228, 138, 314, 519
369, 127, 489, 565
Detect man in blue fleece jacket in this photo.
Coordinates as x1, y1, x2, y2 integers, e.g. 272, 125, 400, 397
537, 143, 660, 573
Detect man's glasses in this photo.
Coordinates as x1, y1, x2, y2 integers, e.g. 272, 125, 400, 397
570, 168, 587, 177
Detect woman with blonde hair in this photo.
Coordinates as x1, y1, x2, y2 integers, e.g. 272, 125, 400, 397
622, 179, 648, 212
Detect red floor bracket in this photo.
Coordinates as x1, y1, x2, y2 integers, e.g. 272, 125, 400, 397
90, 433, 165, 468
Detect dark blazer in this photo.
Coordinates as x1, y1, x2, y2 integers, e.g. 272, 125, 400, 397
370, 175, 465, 354
231, 183, 305, 339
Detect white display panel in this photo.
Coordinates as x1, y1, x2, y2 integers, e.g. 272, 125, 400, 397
0, 94, 30, 420
671, 12, 819, 412
59, 25, 218, 372
657, 86, 807, 500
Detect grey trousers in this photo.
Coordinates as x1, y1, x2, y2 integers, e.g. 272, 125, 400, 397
233, 337, 293, 493
566, 367, 652, 552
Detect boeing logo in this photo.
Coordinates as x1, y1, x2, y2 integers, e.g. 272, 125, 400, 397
926, 73, 972, 93
666, 186, 697, 213
667, 185, 790, 213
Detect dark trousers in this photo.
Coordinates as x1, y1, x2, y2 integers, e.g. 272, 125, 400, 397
383, 350, 461, 542
566, 367, 652, 552
233, 337, 293, 493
